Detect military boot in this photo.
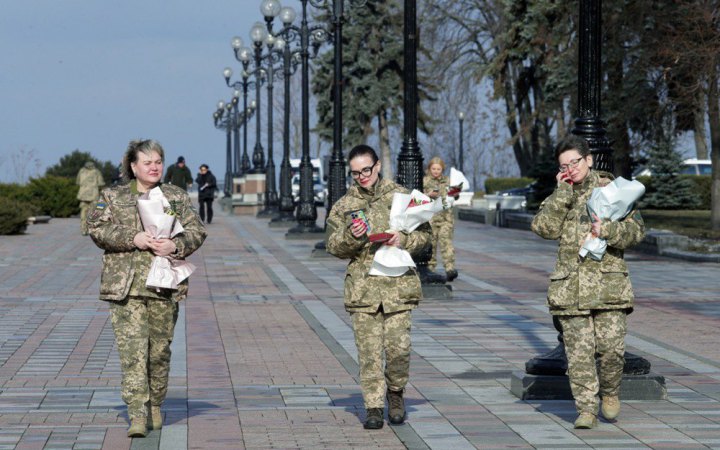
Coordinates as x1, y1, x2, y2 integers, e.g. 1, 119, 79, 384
127, 417, 147, 438
386, 389, 406, 425
601, 396, 620, 420
446, 269, 458, 282
148, 405, 163, 430
363, 408, 384, 430
573, 412, 597, 429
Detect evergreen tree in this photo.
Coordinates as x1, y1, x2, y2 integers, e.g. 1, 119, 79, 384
641, 120, 700, 210
45, 149, 115, 184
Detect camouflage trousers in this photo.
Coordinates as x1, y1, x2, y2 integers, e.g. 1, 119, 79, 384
429, 220, 455, 272
559, 310, 627, 415
110, 297, 179, 419
79, 201, 92, 235
351, 309, 412, 409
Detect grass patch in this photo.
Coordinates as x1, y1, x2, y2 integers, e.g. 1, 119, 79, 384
642, 209, 720, 241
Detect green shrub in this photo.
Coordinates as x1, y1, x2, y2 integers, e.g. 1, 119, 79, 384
484, 177, 535, 195
636, 175, 710, 210
0, 197, 33, 235
27, 176, 80, 218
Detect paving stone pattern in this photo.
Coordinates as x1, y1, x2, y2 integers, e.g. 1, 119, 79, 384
0, 209, 718, 449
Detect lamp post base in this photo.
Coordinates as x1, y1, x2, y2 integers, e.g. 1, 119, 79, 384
510, 371, 667, 401
257, 206, 278, 218
268, 212, 296, 228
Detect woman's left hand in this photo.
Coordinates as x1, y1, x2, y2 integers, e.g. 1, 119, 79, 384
149, 238, 177, 257
590, 213, 602, 238
384, 230, 403, 248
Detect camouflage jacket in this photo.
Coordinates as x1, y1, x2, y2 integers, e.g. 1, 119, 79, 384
76, 166, 105, 202
87, 181, 207, 302
326, 177, 432, 313
423, 175, 454, 226
531, 171, 645, 315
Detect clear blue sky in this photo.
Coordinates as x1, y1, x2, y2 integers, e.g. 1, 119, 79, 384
0, 0, 266, 183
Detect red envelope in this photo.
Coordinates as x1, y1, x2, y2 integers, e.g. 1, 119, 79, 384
368, 232, 393, 243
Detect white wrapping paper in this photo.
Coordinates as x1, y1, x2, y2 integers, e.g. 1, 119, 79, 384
579, 177, 645, 260
445, 168, 471, 209
369, 190, 442, 277
137, 187, 196, 290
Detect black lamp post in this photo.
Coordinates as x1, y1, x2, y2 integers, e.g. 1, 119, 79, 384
248, 24, 268, 174
523, 0, 651, 379
224, 60, 256, 175
458, 111, 465, 173
397, 0, 447, 289
286, 0, 329, 236
270, 5, 301, 226
213, 100, 233, 197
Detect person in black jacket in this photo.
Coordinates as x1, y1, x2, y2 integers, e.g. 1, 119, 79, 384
195, 164, 217, 223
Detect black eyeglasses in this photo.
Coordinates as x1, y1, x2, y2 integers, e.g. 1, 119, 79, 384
349, 161, 377, 179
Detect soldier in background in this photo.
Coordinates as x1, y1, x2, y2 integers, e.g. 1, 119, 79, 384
163, 156, 193, 191
87, 140, 206, 438
531, 135, 645, 429
326, 145, 431, 430
76, 161, 105, 235
423, 157, 459, 281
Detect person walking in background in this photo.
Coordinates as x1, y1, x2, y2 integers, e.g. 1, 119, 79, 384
88, 140, 206, 438
326, 145, 432, 430
195, 164, 217, 224
164, 156, 193, 191
531, 135, 645, 429
76, 161, 105, 236
423, 157, 459, 281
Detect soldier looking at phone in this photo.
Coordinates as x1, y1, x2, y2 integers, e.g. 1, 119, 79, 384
326, 145, 432, 430
531, 135, 645, 429
423, 156, 458, 281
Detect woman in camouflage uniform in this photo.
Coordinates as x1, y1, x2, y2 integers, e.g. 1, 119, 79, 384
326, 145, 432, 430
423, 157, 459, 281
531, 136, 644, 429
88, 140, 206, 438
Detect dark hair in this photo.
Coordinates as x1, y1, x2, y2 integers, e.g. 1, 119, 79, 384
122, 139, 165, 180
347, 144, 379, 164
555, 135, 590, 160
200, 164, 209, 170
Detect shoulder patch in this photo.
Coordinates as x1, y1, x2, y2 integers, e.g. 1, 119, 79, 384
95, 201, 107, 210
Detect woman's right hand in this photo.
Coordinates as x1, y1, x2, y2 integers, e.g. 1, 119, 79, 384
350, 220, 368, 238
133, 231, 155, 250
556, 171, 573, 185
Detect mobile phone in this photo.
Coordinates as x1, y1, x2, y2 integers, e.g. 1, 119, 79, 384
346, 209, 370, 232
560, 172, 574, 185
432, 188, 440, 192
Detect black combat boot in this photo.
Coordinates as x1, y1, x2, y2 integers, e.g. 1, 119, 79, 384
446, 269, 458, 282
386, 389, 406, 425
364, 408, 384, 429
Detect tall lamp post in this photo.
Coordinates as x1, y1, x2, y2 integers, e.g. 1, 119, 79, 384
270, 5, 302, 226
457, 111, 465, 173
224, 59, 256, 175
247, 23, 268, 174
396, 0, 448, 292
517, 0, 658, 398
286, 0, 329, 236
214, 100, 233, 197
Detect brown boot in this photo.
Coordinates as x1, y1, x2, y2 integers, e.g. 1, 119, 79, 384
573, 412, 597, 429
148, 405, 163, 430
386, 389, 406, 425
601, 395, 620, 420
363, 408, 384, 429
127, 417, 147, 438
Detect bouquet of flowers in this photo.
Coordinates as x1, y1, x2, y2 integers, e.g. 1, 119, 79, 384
444, 168, 471, 207
579, 177, 645, 261
369, 190, 442, 277
137, 187, 196, 290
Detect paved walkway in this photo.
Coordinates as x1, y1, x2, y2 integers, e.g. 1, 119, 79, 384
0, 206, 719, 449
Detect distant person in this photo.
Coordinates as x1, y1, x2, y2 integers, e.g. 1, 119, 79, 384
76, 161, 105, 236
164, 156, 193, 190
87, 139, 206, 438
531, 135, 645, 429
195, 164, 217, 224
423, 157, 459, 281
111, 160, 123, 185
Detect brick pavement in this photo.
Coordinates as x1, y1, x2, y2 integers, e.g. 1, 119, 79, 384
0, 207, 719, 449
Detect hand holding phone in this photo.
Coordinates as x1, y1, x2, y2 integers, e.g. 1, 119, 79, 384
557, 171, 574, 185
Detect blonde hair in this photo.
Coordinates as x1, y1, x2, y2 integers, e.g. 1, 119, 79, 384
426, 156, 446, 175
122, 139, 165, 180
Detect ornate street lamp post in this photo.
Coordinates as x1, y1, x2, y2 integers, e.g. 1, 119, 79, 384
397, 0, 448, 291
286, 0, 329, 236
213, 100, 233, 197
270, 5, 302, 226
249, 23, 268, 174
458, 111, 465, 173
224, 58, 255, 175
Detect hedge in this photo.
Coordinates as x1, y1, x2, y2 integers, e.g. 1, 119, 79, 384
0, 197, 34, 235
484, 177, 535, 195
636, 175, 711, 210
26, 176, 80, 218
